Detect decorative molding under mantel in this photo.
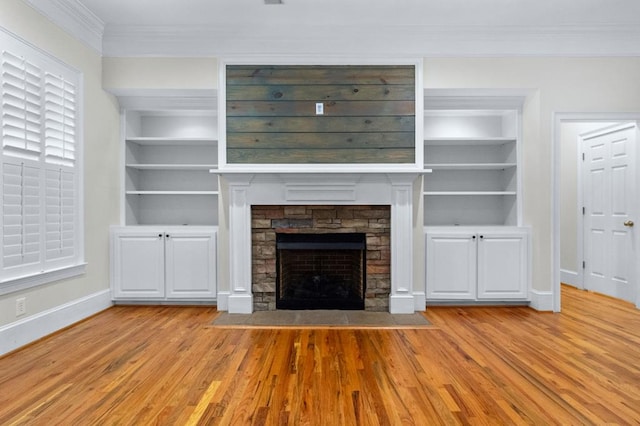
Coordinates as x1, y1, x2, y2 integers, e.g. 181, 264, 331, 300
26, 0, 104, 53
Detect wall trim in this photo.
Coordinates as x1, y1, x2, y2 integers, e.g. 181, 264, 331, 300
528, 289, 554, 312
560, 269, 580, 288
0, 289, 112, 356
102, 23, 640, 57
25, 0, 104, 53
413, 292, 426, 312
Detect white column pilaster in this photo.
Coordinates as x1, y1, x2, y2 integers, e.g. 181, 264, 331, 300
389, 174, 416, 313
226, 174, 254, 313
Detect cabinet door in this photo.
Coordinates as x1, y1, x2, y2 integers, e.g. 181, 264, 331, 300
165, 230, 217, 299
112, 230, 165, 299
426, 233, 477, 300
477, 232, 528, 299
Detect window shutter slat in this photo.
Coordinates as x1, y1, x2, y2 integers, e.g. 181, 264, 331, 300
2, 160, 41, 269
2, 51, 42, 161
44, 73, 76, 167
45, 167, 75, 261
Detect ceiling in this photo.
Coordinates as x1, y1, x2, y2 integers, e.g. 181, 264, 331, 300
26, 0, 640, 56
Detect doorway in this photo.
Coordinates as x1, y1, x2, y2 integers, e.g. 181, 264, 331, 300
555, 114, 640, 311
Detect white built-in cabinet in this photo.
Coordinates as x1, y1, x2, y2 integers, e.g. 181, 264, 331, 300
111, 101, 219, 302
423, 94, 530, 303
111, 227, 217, 301
425, 228, 529, 301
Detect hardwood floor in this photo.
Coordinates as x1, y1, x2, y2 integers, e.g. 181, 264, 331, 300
1, 285, 640, 425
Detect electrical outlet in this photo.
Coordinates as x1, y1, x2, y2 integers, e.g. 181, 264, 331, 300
16, 297, 26, 317
315, 102, 324, 115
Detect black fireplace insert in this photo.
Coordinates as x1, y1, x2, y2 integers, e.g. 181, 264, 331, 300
275, 233, 366, 310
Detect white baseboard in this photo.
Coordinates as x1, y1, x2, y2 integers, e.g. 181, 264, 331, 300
413, 292, 426, 312
560, 269, 580, 288
227, 293, 253, 314
216, 291, 230, 311
529, 289, 554, 311
0, 289, 112, 356
389, 294, 416, 314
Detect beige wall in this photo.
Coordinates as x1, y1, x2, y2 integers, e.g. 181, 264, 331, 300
424, 57, 640, 294
0, 1, 120, 327
102, 57, 218, 93
4, 1, 640, 330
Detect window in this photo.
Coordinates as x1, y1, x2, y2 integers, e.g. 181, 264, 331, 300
1, 29, 84, 293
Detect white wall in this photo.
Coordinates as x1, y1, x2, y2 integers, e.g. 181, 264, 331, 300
424, 57, 640, 299
0, 1, 120, 339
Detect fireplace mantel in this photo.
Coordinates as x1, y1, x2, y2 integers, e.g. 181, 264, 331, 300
216, 172, 425, 314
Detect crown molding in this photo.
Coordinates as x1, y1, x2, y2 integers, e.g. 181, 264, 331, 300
26, 0, 104, 53
102, 23, 640, 57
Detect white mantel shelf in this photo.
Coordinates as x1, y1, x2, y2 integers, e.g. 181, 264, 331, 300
218, 171, 425, 314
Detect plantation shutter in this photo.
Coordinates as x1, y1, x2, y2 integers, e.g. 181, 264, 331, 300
1, 33, 82, 284
44, 73, 76, 263
1, 51, 43, 273
1, 51, 42, 160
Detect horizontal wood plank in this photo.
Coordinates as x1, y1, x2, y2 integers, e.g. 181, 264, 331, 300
227, 132, 415, 149
227, 148, 415, 163
226, 84, 415, 101
227, 116, 415, 133
225, 65, 416, 165
227, 100, 415, 117
227, 65, 415, 86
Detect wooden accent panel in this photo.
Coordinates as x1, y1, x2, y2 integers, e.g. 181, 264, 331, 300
3, 286, 640, 424
226, 65, 416, 164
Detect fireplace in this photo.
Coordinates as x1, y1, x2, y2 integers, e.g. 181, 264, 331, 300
276, 233, 366, 310
221, 172, 422, 314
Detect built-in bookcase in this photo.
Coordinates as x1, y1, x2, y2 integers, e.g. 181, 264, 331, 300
123, 110, 219, 226
423, 108, 520, 226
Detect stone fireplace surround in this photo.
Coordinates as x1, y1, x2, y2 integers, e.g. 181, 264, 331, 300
218, 172, 423, 314
253, 205, 390, 311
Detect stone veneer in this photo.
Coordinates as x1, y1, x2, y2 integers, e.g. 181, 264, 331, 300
251, 205, 391, 311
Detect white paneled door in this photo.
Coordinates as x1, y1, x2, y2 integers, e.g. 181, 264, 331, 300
583, 123, 638, 303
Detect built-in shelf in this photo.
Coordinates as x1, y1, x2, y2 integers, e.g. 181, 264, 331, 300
424, 191, 517, 196
122, 109, 219, 226
126, 164, 217, 170
126, 191, 219, 195
126, 137, 216, 146
423, 106, 521, 227
424, 137, 516, 146
425, 163, 517, 170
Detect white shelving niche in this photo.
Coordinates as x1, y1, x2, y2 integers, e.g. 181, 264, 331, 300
424, 107, 520, 226
423, 93, 530, 304
123, 110, 219, 226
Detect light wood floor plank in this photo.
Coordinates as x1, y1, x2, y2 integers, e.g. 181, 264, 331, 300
1, 285, 640, 424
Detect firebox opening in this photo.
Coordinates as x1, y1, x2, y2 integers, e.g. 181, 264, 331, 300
276, 233, 366, 310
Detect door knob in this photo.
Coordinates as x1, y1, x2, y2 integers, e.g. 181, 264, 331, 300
624, 220, 634, 227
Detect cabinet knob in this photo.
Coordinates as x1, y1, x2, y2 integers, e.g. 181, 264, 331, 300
166, 234, 170, 238
479, 235, 484, 239
158, 233, 163, 238
624, 220, 634, 227
472, 235, 476, 239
